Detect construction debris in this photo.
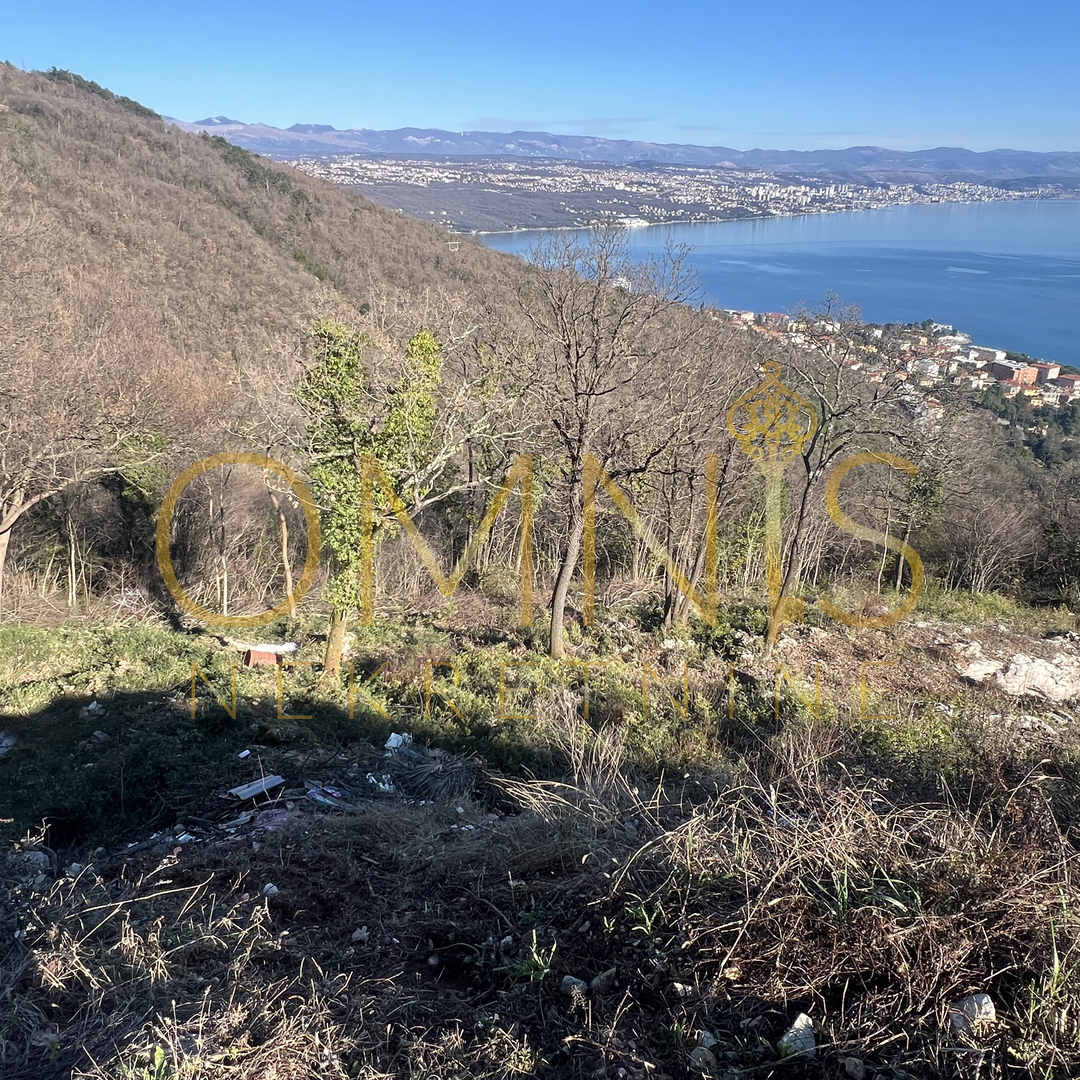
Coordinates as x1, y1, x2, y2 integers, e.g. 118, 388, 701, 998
228, 775, 286, 801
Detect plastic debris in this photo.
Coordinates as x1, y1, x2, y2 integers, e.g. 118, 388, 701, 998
250, 808, 293, 841
304, 783, 367, 811
351, 926, 370, 942
221, 810, 256, 831
175, 833, 195, 844
949, 992, 996, 1036
237, 749, 251, 759
228, 775, 285, 801
384, 732, 412, 752
778, 1013, 815, 1057
366, 773, 395, 795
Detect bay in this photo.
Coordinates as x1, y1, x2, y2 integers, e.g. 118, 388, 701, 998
480, 200, 1080, 367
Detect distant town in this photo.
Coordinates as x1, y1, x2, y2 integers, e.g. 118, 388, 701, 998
284, 153, 1080, 233
721, 307, 1080, 453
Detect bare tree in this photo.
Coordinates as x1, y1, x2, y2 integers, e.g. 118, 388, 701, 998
762, 297, 911, 654
515, 225, 712, 657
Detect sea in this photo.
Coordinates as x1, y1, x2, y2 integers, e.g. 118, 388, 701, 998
479, 199, 1080, 368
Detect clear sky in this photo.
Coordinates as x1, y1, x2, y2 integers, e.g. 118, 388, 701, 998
5, 0, 1078, 152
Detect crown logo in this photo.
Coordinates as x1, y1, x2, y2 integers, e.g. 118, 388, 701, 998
725, 361, 819, 651
725, 361, 818, 466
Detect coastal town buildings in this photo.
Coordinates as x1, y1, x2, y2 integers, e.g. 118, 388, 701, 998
718, 309, 1080, 417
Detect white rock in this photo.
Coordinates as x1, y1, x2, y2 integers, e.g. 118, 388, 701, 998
561, 975, 588, 996
993, 654, 1080, 703
958, 658, 1004, 683
778, 1013, 815, 1057
262, 882, 280, 896
843, 1057, 866, 1079
672, 981, 694, 998
18, 851, 50, 873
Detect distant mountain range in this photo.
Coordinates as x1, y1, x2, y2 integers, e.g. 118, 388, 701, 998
164, 116, 1080, 179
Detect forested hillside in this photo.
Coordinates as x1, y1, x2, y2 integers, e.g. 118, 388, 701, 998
0, 62, 520, 615
3, 63, 1079, 631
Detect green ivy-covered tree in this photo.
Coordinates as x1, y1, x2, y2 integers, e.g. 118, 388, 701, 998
297, 320, 443, 673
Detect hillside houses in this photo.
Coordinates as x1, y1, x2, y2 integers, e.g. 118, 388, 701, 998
718, 307, 1080, 414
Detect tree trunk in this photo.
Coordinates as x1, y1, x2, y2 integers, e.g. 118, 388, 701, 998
549, 509, 584, 659
895, 515, 914, 590
323, 607, 347, 675
266, 487, 295, 631
0, 527, 10, 618
673, 532, 709, 624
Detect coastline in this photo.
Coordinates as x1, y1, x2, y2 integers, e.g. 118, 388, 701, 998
470, 191, 1080, 236
478, 199, 1080, 368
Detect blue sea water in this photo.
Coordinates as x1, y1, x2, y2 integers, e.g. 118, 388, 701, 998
479, 200, 1080, 367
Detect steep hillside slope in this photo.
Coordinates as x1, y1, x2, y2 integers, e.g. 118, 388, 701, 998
0, 64, 512, 376
0, 64, 521, 607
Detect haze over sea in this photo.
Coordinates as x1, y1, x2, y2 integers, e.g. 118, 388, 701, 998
481, 199, 1080, 368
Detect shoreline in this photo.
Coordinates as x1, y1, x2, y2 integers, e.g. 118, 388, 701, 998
476, 199, 1080, 369
469, 192, 1080, 237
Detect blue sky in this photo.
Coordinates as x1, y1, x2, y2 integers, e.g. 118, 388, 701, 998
5, 0, 1078, 151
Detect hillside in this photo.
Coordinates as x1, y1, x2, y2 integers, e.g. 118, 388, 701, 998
0, 63, 523, 616
0, 63, 512, 387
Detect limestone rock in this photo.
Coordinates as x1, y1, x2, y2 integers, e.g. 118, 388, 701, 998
688, 1046, 717, 1072
778, 1013, 815, 1057
993, 654, 1080, 703
958, 657, 1004, 683
949, 992, 996, 1036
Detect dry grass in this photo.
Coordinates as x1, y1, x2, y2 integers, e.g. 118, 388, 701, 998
2, 656, 1079, 1079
